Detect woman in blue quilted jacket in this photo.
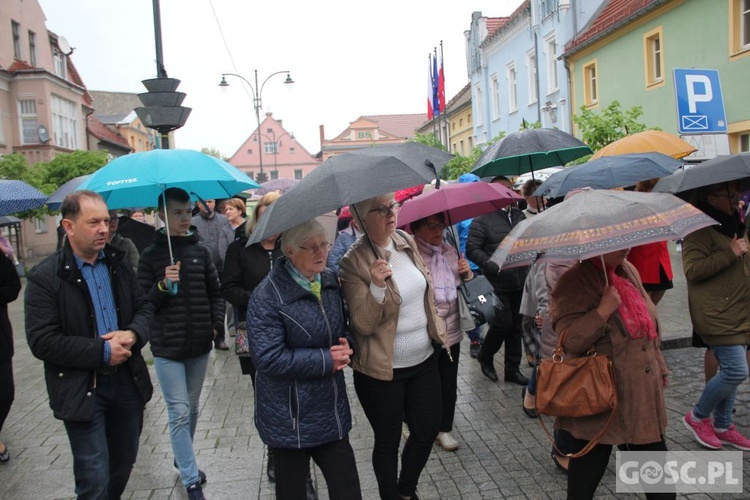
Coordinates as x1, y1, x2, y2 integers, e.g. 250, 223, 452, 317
248, 219, 361, 500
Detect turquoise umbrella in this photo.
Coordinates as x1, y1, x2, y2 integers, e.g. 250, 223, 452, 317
78, 149, 259, 289
77, 149, 259, 210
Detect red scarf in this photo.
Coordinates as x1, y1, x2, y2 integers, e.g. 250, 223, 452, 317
593, 259, 658, 340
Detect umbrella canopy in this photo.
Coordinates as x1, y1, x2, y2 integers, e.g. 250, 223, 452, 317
397, 182, 522, 229
77, 149, 259, 209
472, 128, 592, 178
0, 180, 47, 215
591, 130, 697, 160
533, 153, 683, 198
46, 174, 90, 210
248, 143, 448, 244
255, 178, 299, 195
652, 153, 750, 194
490, 190, 716, 270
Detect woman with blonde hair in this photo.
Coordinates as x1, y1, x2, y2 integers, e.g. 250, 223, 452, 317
340, 193, 449, 500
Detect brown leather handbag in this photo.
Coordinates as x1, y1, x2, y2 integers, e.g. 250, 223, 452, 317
535, 328, 618, 457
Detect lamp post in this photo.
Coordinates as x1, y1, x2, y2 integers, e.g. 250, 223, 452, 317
269, 129, 295, 177
219, 70, 294, 182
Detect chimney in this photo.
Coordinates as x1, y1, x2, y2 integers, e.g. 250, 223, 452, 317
319, 124, 325, 149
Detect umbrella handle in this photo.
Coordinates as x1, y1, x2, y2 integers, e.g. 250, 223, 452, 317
164, 278, 179, 296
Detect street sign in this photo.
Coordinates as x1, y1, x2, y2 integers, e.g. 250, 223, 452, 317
673, 69, 727, 134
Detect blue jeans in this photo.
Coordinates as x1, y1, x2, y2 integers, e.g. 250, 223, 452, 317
694, 344, 749, 429
154, 353, 210, 488
63, 369, 145, 500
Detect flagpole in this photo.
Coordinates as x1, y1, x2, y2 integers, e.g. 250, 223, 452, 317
439, 41, 448, 151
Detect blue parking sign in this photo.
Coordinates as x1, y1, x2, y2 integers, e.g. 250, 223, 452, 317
673, 69, 727, 134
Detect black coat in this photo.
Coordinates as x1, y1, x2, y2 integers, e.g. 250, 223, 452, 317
467, 207, 529, 292
0, 254, 21, 363
25, 243, 154, 422
220, 239, 282, 322
138, 230, 223, 360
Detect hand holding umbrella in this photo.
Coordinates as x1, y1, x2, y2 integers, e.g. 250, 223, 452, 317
160, 261, 180, 295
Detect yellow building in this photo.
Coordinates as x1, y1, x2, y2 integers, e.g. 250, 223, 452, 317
417, 84, 474, 157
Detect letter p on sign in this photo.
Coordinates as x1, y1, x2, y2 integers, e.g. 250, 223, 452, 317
685, 75, 712, 113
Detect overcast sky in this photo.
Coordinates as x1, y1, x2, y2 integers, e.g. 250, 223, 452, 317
39, 0, 523, 158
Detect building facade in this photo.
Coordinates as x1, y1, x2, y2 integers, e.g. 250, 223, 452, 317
229, 112, 319, 181
320, 113, 428, 161
564, 0, 750, 155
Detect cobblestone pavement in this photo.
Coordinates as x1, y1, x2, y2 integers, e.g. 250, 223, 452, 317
1, 245, 748, 499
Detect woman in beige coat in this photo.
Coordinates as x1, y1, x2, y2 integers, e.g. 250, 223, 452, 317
339, 193, 449, 500
549, 249, 672, 500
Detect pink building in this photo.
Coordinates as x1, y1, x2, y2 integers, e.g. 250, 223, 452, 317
228, 112, 319, 182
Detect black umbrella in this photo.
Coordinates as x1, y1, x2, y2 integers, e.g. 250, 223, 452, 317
652, 152, 750, 194
471, 128, 591, 178
533, 153, 683, 198
248, 143, 451, 244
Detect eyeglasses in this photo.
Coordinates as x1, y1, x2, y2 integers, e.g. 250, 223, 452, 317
425, 222, 446, 231
368, 202, 401, 217
298, 242, 332, 254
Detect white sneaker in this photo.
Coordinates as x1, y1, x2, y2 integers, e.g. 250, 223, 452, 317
436, 432, 459, 451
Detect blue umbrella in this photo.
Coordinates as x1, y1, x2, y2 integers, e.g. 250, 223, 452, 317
77, 149, 259, 210
0, 180, 47, 215
532, 153, 683, 198
46, 175, 91, 210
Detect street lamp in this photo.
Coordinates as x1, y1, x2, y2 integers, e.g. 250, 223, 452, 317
269, 129, 295, 177
219, 70, 294, 182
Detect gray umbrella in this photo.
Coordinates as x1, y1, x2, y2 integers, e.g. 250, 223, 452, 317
248, 143, 451, 244
652, 152, 750, 194
46, 175, 90, 210
533, 153, 683, 198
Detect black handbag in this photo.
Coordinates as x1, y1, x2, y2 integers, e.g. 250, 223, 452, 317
457, 275, 503, 327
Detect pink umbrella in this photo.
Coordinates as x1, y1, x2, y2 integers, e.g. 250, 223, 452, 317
397, 182, 522, 229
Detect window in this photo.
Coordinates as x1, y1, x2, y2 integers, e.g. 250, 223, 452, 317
294, 169, 303, 180
507, 64, 518, 112
527, 52, 538, 104
34, 217, 48, 234
545, 34, 558, 93
643, 27, 664, 87
247, 148, 253, 154
740, 133, 749, 152
491, 75, 500, 120
452, 142, 457, 152
469, 136, 473, 150
357, 131, 372, 139
540, 0, 558, 18
266, 128, 273, 133
270, 170, 279, 180
474, 85, 483, 126
28, 31, 36, 66
53, 49, 67, 79
583, 60, 599, 106
460, 140, 465, 155
51, 95, 79, 149
289, 147, 295, 153
12, 21, 21, 59
18, 99, 38, 145
264, 142, 276, 154
246, 171, 254, 180
730, 0, 750, 54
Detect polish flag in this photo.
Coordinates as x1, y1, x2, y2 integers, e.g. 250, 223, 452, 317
427, 54, 434, 120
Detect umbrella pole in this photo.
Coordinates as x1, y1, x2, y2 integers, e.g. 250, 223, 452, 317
161, 189, 178, 296
599, 254, 609, 287
351, 205, 381, 260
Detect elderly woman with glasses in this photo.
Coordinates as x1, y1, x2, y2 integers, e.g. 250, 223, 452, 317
411, 213, 472, 453
247, 219, 361, 500
339, 193, 449, 500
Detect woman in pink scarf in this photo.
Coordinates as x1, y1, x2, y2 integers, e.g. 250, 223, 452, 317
549, 248, 672, 500
412, 213, 472, 452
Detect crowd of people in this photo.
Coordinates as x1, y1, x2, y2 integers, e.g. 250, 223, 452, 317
1, 169, 748, 500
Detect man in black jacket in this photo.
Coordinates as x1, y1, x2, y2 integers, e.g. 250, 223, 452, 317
25, 191, 154, 499
466, 178, 530, 386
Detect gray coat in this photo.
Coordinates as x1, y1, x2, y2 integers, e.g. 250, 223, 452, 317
191, 212, 230, 271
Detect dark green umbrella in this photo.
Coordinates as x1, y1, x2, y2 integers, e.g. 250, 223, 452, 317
472, 128, 591, 178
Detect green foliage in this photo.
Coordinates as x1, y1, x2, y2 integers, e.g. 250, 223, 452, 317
0, 150, 108, 218
520, 119, 542, 130
572, 101, 651, 152
410, 132, 445, 150
200, 147, 228, 161
443, 131, 506, 180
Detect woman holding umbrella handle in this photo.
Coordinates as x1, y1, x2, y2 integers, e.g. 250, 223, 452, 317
339, 193, 449, 500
